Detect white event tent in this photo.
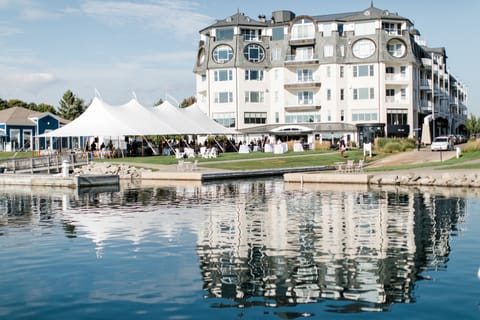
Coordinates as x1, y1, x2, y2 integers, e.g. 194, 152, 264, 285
42, 97, 237, 138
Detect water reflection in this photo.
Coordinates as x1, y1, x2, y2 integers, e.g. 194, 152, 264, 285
0, 179, 468, 314
195, 181, 466, 312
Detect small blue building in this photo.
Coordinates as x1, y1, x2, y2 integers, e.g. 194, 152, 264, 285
0, 107, 66, 151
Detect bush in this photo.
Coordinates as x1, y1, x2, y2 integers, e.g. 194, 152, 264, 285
374, 138, 415, 152
383, 142, 403, 153
463, 139, 480, 152
314, 141, 331, 150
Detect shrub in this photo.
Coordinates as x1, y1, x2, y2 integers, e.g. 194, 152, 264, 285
374, 138, 415, 152
313, 141, 331, 150
463, 139, 480, 152
383, 142, 403, 153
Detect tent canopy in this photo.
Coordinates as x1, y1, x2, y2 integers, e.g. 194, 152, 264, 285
41, 97, 237, 138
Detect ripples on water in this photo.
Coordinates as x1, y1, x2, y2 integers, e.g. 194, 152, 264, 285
0, 179, 477, 319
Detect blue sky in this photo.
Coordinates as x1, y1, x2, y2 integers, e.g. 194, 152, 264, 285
0, 0, 477, 114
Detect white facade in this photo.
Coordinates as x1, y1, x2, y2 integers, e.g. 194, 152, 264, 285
194, 5, 467, 144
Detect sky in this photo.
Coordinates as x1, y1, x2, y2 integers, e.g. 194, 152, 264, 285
0, 0, 477, 114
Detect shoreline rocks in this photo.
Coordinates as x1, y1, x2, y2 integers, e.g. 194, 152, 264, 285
74, 162, 151, 179
372, 171, 480, 188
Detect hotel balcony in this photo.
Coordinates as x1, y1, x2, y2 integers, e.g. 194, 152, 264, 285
385, 73, 408, 83
289, 37, 316, 46
285, 101, 321, 112
385, 96, 408, 105
284, 80, 322, 90
285, 54, 319, 66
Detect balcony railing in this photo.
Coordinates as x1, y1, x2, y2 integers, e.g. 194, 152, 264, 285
285, 54, 319, 64
385, 96, 408, 104
385, 73, 407, 81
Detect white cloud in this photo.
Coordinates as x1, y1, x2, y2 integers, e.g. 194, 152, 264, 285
81, 0, 212, 38
6, 72, 59, 92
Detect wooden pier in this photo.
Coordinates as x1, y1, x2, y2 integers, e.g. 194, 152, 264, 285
0, 152, 89, 174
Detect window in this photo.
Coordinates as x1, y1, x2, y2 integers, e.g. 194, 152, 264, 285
387, 39, 406, 58
297, 91, 314, 105
201, 74, 206, 82
322, 24, 332, 36
272, 27, 284, 41
297, 69, 313, 82
352, 39, 375, 58
245, 70, 264, 80
324, 45, 334, 57
382, 22, 402, 35
214, 70, 233, 81
386, 89, 395, 97
352, 110, 378, 121
294, 47, 314, 61
213, 112, 235, 128
243, 44, 265, 63
401, 88, 407, 100
214, 91, 233, 103
339, 45, 345, 57
355, 22, 376, 35
23, 129, 32, 150
271, 48, 282, 61
275, 112, 280, 123
387, 109, 408, 125
340, 110, 345, 121
386, 66, 394, 74
353, 88, 374, 100
340, 89, 344, 101
291, 18, 315, 40
327, 111, 331, 122
327, 89, 332, 100
400, 66, 406, 75
245, 91, 264, 103
9, 129, 20, 150
213, 45, 233, 63
241, 28, 260, 41
326, 66, 331, 78
216, 28, 234, 40
340, 66, 344, 78
353, 65, 374, 77
244, 112, 267, 124
285, 111, 320, 123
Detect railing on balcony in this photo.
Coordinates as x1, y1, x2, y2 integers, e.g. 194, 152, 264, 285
385, 96, 408, 104
285, 54, 319, 64
385, 73, 407, 81
284, 79, 321, 89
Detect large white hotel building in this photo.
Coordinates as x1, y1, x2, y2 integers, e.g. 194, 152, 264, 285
193, 4, 468, 145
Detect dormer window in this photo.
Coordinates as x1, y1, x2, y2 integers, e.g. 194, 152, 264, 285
216, 28, 234, 41
241, 29, 261, 41
382, 22, 402, 35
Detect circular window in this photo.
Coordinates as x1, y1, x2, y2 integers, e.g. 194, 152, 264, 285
352, 39, 376, 59
387, 39, 406, 58
197, 48, 206, 66
212, 45, 233, 64
243, 44, 265, 63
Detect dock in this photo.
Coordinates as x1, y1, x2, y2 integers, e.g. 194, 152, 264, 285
0, 174, 119, 189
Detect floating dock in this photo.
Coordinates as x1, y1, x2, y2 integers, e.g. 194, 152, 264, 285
0, 174, 119, 189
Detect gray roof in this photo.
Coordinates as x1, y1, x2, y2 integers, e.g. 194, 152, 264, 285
200, 12, 266, 32
0, 106, 65, 126
201, 5, 412, 32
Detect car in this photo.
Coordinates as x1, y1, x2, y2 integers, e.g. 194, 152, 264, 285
431, 136, 453, 151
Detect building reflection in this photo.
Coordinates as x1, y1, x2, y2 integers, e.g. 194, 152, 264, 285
196, 181, 466, 312
0, 180, 468, 312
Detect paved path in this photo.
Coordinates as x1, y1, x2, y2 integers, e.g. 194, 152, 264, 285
367, 147, 458, 168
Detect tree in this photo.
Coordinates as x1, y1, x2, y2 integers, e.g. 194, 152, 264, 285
58, 90, 85, 120
36, 103, 57, 114
466, 114, 480, 137
153, 98, 164, 107
180, 96, 196, 108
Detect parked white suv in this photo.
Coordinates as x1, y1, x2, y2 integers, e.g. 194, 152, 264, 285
431, 136, 453, 151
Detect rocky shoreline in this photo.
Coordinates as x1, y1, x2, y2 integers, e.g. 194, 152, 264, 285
371, 171, 480, 188
74, 162, 480, 188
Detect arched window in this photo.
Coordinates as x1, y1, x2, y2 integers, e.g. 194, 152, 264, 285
291, 18, 315, 40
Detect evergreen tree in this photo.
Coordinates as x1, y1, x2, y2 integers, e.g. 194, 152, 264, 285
180, 96, 196, 108
58, 90, 85, 120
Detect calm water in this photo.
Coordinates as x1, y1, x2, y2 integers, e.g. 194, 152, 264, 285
0, 179, 479, 320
